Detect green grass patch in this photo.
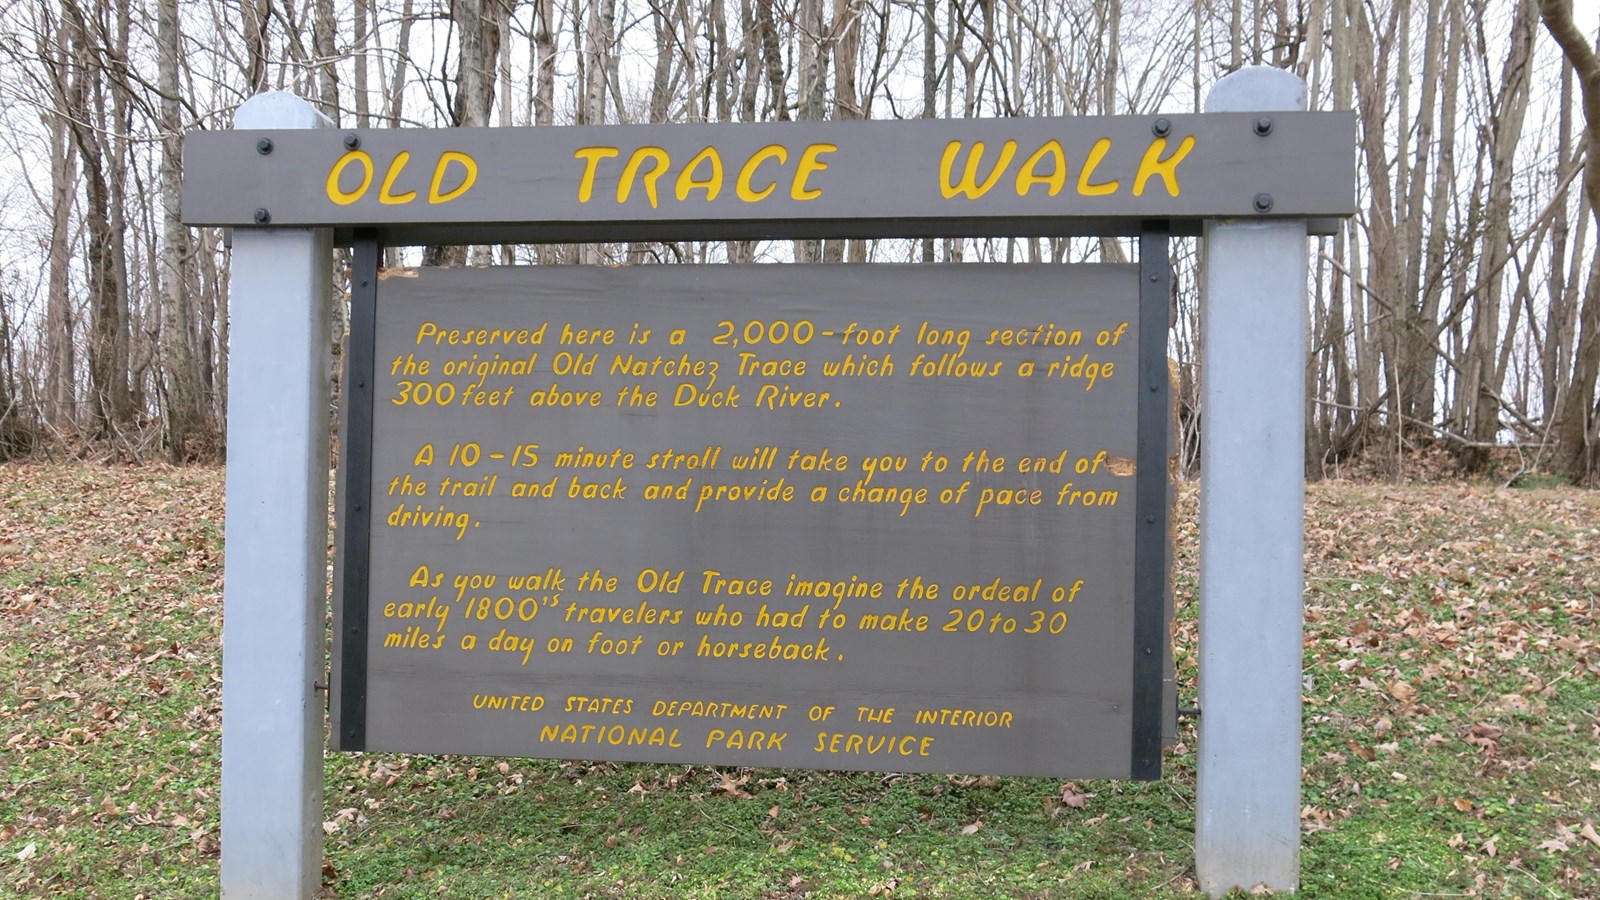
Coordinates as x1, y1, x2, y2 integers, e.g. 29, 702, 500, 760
2, 466, 1597, 897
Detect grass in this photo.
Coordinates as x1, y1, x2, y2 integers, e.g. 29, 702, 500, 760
1, 464, 1597, 897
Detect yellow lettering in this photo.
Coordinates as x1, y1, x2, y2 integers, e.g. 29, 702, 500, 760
1133, 135, 1195, 197
790, 144, 836, 200
573, 147, 619, 202
326, 150, 374, 205
1076, 138, 1119, 196
620, 147, 672, 208
675, 147, 724, 201
1015, 140, 1067, 197
429, 151, 478, 203
939, 140, 1017, 199
737, 145, 787, 201
379, 151, 417, 205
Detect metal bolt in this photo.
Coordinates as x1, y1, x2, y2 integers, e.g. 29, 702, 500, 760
1146, 515, 1156, 524
253, 208, 271, 224
1253, 192, 1274, 213
1254, 116, 1274, 136
344, 133, 361, 150
1152, 117, 1172, 137
256, 137, 273, 155
1149, 273, 1159, 282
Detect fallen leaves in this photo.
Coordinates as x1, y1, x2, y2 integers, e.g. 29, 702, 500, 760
1463, 723, 1505, 756
1298, 483, 1600, 894
4, 469, 1598, 896
1386, 680, 1417, 706
1533, 822, 1600, 855
710, 770, 753, 800
1538, 837, 1571, 853
1059, 783, 1092, 808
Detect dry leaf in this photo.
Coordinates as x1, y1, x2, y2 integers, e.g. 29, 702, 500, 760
1059, 782, 1093, 808
1579, 822, 1600, 849
960, 820, 983, 835
711, 771, 752, 800
1464, 723, 1504, 756
1387, 681, 1416, 704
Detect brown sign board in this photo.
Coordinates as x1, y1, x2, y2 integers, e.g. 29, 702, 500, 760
183, 113, 1356, 243
331, 263, 1165, 778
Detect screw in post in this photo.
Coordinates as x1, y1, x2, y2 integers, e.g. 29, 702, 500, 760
253, 208, 271, 224
1253, 116, 1274, 136
344, 133, 361, 150
1253, 193, 1274, 214
256, 137, 273, 155
1152, 117, 1172, 138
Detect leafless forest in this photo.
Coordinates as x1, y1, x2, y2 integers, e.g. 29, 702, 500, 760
0, 0, 1595, 481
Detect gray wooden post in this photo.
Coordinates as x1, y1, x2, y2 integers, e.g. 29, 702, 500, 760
1196, 66, 1309, 896
220, 92, 333, 899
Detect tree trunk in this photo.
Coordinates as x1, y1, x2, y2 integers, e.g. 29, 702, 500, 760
793, 0, 827, 263
1460, 0, 1536, 470
313, 0, 338, 122
426, 0, 505, 268
243, 0, 271, 93
159, 0, 209, 459
1540, 0, 1600, 481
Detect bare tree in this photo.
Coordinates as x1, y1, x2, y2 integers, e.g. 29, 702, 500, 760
1540, 0, 1600, 481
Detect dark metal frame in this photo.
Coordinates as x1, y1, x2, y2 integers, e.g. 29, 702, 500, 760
1132, 223, 1172, 780
335, 232, 380, 750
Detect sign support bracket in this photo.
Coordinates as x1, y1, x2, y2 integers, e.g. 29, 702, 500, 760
1132, 223, 1171, 781
218, 92, 332, 900
1196, 66, 1309, 896
333, 232, 380, 751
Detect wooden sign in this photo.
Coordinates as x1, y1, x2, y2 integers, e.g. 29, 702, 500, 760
183, 113, 1356, 242
332, 262, 1167, 778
